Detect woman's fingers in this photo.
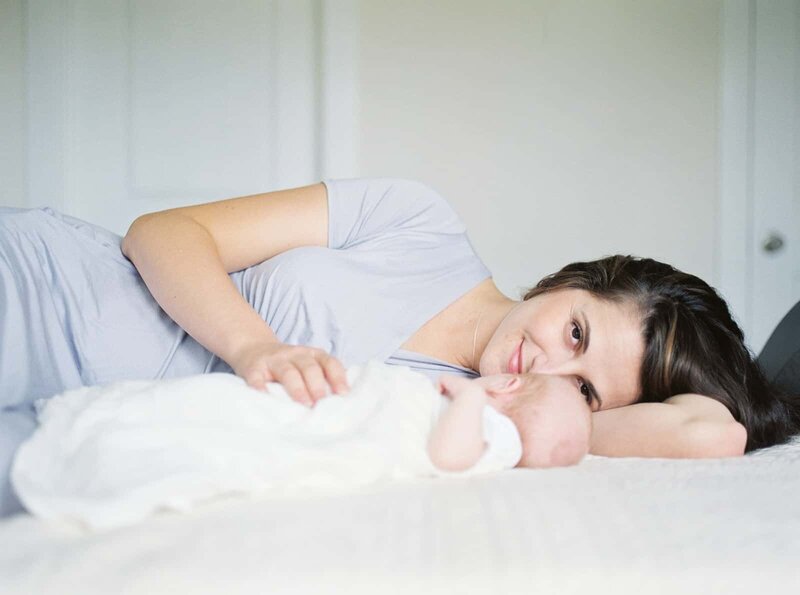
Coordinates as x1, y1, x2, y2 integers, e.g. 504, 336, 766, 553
296, 360, 330, 402
276, 366, 313, 406
286, 350, 350, 404
320, 354, 349, 394
231, 342, 349, 407
244, 369, 268, 391
270, 350, 341, 406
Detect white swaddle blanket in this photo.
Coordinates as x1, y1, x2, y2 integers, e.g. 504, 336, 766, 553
11, 361, 521, 530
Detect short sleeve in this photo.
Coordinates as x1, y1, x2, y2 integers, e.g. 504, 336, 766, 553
474, 407, 523, 472
323, 178, 466, 250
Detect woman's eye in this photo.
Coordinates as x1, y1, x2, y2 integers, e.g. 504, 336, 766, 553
578, 380, 592, 406
571, 321, 583, 344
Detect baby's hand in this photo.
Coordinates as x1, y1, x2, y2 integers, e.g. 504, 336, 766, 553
436, 375, 488, 402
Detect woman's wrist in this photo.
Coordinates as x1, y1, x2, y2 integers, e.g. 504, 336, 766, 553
223, 328, 281, 370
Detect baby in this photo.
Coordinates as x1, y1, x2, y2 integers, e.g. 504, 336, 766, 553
431, 372, 592, 472
12, 361, 592, 530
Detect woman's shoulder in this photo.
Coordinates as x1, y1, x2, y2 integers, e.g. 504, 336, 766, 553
323, 177, 466, 249
322, 177, 454, 211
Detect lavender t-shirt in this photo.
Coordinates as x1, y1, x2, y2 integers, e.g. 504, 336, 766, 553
232, 178, 489, 379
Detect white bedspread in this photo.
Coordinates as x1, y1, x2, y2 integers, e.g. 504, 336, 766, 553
2, 435, 799, 595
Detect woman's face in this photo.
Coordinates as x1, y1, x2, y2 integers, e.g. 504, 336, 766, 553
479, 288, 644, 411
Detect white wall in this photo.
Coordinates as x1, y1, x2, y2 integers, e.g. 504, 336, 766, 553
357, 0, 721, 298
0, 0, 26, 208
1, 0, 725, 299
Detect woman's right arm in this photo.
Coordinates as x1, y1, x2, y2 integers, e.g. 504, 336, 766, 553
121, 182, 348, 405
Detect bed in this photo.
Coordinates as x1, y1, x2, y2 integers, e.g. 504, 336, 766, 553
4, 297, 799, 595
1, 437, 799, 595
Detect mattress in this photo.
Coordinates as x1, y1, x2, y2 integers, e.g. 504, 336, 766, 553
1, 438, 799, 595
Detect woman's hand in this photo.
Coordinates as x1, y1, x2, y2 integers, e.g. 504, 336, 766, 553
230, 341, 349, 407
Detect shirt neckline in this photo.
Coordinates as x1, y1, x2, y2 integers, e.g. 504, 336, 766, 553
390, 348, 478, 374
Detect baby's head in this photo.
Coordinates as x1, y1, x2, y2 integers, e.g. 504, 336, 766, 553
473, 373, 593, 468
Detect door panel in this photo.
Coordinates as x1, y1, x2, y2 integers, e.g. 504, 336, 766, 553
750, 0, 800, 351
719, 0, 800, 354
26, 0, 318, 235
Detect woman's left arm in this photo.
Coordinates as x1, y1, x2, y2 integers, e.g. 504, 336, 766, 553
590, 394, 748, 458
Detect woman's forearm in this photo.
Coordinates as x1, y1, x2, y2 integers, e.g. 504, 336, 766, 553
590, 395, 747, 458
121, 212, 278, 365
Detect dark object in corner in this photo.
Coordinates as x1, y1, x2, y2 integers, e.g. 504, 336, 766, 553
758, 300, 800, 395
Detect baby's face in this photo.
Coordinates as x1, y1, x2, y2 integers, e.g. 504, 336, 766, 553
476, 373, 593, 468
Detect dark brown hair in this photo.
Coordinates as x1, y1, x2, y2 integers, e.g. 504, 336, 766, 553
523, 255, 800, 452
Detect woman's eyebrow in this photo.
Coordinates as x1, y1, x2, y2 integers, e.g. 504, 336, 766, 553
586, 380, 603, 409
581, 312, 591, 354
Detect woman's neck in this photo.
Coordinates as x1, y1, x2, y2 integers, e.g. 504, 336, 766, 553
401, 278, 517, 372
460, 281, 518, 372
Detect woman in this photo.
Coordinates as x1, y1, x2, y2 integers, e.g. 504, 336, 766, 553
117, 177, 797, 454
0, 178, 795, 515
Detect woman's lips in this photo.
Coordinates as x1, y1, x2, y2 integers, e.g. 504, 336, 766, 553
508, 340, 523, 374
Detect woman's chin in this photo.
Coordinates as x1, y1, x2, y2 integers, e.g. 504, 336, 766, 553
479, 358, 503, 377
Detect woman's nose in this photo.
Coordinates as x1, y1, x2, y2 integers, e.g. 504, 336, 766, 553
533, 349, 579, 376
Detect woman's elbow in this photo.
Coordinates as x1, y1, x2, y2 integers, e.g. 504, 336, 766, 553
121, 214, 154, 258
688, 421, 748, 458
122, 212, 178, 260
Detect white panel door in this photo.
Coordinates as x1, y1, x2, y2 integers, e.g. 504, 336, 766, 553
719, 0, 800, 354
750, 0, 800, 351
26, 0, 318, 235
